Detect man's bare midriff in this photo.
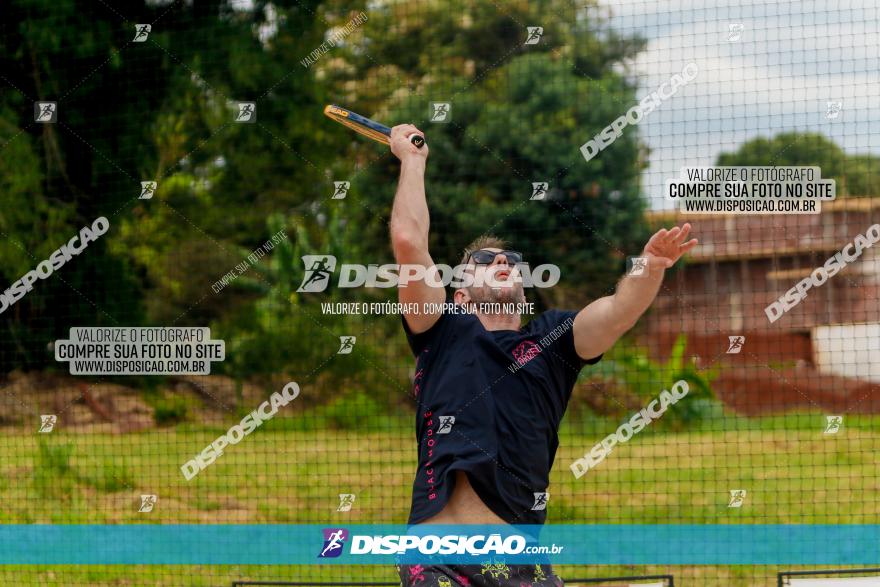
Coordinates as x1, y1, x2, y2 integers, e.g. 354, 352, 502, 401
418, 471, 507, 525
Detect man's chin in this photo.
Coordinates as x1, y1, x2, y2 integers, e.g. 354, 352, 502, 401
472, 285, 525, 305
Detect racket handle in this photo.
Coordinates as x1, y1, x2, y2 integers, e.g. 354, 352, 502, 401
410, 134, 425, 149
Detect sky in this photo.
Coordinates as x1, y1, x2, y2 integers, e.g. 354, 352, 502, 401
599, 0, 880, 208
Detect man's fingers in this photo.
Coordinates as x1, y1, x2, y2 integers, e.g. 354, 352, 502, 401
648, 229, 667, 247
674, 223, 692, 244
639, 225, 697, 271
392, 124, 426, 147
391, 123, 418, 137
657, 223, 693, 244
679, 238, 698, 253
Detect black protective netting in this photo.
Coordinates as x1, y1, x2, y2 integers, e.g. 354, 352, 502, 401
0, 0, 878, 585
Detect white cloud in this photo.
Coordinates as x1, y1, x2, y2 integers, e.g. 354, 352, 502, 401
598, 0, 880, 207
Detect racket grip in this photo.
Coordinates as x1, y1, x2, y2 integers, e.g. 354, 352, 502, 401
410, 134, 425, 148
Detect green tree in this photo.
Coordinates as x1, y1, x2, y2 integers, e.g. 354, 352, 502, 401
0, 0, 330, 369
316, 0, 650, 306
716, 132, 880, 197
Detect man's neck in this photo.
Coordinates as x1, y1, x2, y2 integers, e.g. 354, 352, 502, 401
476, 311, 521, 332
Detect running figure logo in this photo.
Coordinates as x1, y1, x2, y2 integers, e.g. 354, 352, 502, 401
530, 182, 548, 201
531, 492, 549, 511
318, 528, 349, 558
337, 336, 356, 355
437, 416, 455, 434
726, 335, 745, 354
133, 24, 151, 42
728, 489, 746, 508
39, 415, 57, 433
628, 256, 648, 276
826, 101, 842, 120
727, 23, 744, 42
235, 102, 256, 123
34, 102, 57, 123
430, 102, 451, 123
824, 415, 843, 434
140, 181, 157, 200
337, 494, 356, 512
524, 26, 544, 45
139, 495, 157, 513
297, 255, 337, 292
332, 181, 350, 200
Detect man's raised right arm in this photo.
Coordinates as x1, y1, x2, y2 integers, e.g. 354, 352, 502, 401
388, 124, 444, 334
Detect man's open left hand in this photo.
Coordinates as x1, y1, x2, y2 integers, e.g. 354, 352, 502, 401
642, 223, 699, 269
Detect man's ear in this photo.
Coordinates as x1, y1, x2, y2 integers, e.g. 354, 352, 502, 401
453, 288, 469, 304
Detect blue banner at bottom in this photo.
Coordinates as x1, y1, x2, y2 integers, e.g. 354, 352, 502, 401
0, 524, 876, 565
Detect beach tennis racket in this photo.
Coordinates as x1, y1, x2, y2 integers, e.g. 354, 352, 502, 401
323, 104, 424, 148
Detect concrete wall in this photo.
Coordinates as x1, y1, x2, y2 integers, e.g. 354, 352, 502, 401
813, 322, 880, 383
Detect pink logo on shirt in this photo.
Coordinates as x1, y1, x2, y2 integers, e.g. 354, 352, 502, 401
512, 340, 541, 366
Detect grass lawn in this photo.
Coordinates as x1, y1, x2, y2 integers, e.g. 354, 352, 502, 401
0, 414, 878, 585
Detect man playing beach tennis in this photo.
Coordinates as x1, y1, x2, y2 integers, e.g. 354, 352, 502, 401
388, 124, 697, 587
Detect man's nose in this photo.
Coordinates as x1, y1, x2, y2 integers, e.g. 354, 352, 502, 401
492, 253, 509, 266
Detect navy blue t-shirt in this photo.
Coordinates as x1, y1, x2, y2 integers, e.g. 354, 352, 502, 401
402, 307, 601, 525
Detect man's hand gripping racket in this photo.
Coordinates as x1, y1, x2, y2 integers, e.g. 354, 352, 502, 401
322, 105, 426, 155
389, 123, 428, 161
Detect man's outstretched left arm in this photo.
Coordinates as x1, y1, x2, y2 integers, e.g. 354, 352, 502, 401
572, 223, 698, 361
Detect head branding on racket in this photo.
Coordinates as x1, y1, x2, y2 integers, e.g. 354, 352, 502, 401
323, 104, 424, 148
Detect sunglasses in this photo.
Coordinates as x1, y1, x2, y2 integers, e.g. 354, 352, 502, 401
466, 249, 524, 265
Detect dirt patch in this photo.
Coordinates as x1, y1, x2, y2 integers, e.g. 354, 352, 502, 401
571, 379, 645, 417
0, 371, 272, 432
0, 371, 153, 432
714, 364, 880, 415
